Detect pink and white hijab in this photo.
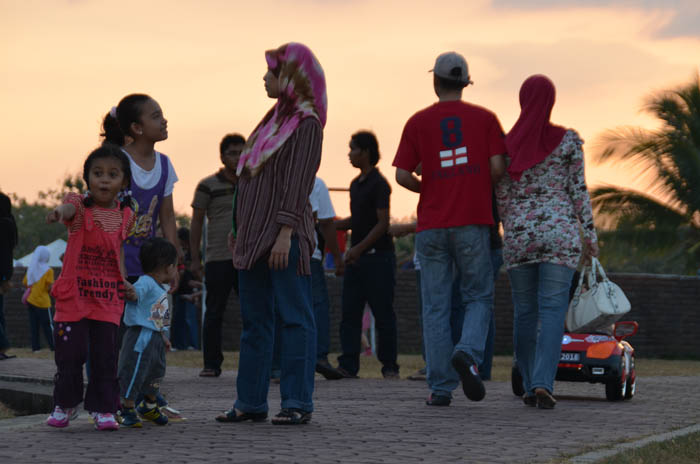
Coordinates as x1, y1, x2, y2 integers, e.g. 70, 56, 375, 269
237, 42, 327, 177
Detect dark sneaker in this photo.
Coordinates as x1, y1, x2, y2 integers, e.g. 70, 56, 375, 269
451, 350, 485, 401
535, 388, 557, 409
382, 368, 400, 380
136, 401, 169, 425
315, 359, 344, 380
335, 367, 359, 379
120, 407, 143, 428
425, 394, 451, 406
522, 394, 537, 407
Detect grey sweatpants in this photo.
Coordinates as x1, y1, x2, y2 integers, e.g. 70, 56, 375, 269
118, 326, 166, 401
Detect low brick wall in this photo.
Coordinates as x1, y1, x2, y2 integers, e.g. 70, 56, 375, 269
3, 267, 699, 358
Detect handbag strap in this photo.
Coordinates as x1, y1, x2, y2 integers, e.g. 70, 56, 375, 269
569, 265, 589, 307
592, 257, 624, 312
592, 257, 609, 282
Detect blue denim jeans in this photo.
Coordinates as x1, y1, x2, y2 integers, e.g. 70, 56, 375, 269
311, 258, 331, 361
234, 238, 316, 413
508, 262, 574, 394
338, 251, 398, 375
416, 225, 493, 398
450, 248, 503, 379
172, 296, 200, 350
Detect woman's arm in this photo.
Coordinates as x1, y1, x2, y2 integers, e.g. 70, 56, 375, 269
566, 134, 598, 257
275, 119, 323, 233
270, 119, 323, 270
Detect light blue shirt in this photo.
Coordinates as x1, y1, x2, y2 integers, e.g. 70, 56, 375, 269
123, 275, 171, 332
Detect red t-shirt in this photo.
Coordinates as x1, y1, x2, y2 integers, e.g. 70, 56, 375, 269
393, 100, 506, 232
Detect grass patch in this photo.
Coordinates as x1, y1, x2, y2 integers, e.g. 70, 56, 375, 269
6, 349, 700, 380
591, 431, 700, 464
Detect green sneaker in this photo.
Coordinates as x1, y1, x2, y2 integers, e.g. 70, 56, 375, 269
120, 408, 143, 428
136, 401, 168, 425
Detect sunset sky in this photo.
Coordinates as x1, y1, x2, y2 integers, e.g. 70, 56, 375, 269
1, 0, 699, 219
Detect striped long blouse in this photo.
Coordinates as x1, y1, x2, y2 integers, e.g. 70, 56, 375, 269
233, 118, 322, 275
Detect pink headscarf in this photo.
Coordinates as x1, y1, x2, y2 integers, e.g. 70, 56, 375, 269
505, 75, 567, 181
237, 42, 327, 177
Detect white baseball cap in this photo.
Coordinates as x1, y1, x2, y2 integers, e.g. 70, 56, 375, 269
430, 52, 473, 85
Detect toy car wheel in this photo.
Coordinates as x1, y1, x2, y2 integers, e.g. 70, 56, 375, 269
624, 362, 635, 400
605, 376, 626, 401
624, 376, 635, 400
511, 365, 525, 397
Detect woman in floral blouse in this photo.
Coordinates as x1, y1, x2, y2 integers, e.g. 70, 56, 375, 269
496, 75, 598, 409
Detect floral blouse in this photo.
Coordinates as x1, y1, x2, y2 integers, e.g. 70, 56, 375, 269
496, 130, 597, 270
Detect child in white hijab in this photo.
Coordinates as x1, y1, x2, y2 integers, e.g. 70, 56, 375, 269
23, 246, 55, 352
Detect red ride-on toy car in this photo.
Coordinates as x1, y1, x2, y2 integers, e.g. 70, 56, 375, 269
512, 321, 638, 401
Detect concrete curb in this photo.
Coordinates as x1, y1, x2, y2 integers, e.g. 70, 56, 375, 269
0, 378, 54, 416
0, 373, 54, 386
0, 413, 47, 431
569, 423, 700, 463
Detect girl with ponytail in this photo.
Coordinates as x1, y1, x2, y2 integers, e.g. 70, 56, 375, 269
101, 94, 182, 284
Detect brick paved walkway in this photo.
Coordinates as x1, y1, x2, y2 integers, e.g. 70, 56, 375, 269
1, 358, 699, 463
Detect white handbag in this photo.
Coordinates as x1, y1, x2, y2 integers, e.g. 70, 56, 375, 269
566, 257, 631, 333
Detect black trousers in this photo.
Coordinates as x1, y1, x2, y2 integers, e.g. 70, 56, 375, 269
202, 260, 238, 371
338, 251, 398, 375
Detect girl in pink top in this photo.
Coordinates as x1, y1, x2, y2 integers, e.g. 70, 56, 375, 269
46, 144, 135, 431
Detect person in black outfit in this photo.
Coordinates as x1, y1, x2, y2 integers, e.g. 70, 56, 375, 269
335, 131, 399, 379
0, 192, 18, 360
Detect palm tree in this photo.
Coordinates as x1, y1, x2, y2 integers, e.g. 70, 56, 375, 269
591, 75, 700, 275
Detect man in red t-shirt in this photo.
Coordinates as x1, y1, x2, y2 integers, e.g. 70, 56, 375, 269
393, 51, 505, 407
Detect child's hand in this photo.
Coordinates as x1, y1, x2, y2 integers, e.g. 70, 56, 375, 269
168, 274, 180, 293
46, 204, 76, 224
46, 208, 62, 224
123, 281, 137, 301
162, 333, 172, 351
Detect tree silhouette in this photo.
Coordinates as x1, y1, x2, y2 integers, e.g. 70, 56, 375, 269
592, 75, 700, 274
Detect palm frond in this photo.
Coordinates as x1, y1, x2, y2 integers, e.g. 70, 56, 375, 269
590, 185, 688, 229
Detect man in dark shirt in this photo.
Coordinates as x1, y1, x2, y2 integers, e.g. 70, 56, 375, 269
335, 131, 399, 379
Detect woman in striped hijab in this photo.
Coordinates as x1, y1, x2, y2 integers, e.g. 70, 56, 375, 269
216, 42, 326, 426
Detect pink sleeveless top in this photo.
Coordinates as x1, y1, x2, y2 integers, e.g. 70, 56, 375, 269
52, 203, 133, 325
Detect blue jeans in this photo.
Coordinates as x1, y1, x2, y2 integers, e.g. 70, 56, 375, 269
234, 238, 315, 414
311, 258, 330, 361
508, 262, 574, 395
450, 249, 503, 380
415, 270, 425, 361
338, 251, 398, 375
172, 296, 200, 350
416, 226, 493, 398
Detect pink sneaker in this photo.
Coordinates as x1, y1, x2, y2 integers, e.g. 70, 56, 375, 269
46, 406, 78, 428
94, 412, 120, 431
